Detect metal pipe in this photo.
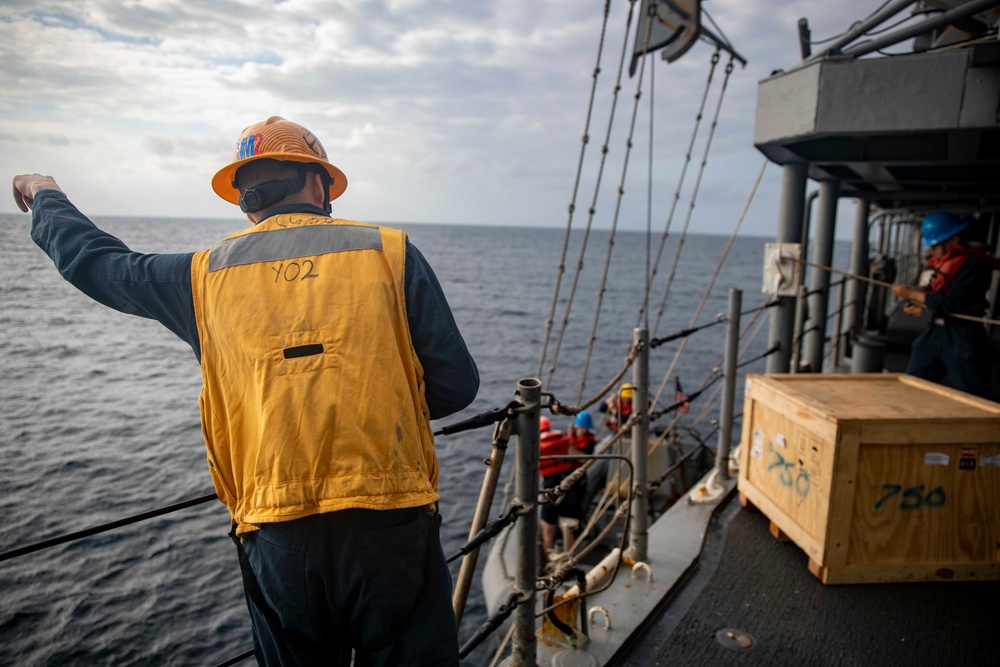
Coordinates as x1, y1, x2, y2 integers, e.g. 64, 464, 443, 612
843, 0, 1000, 58
513, 378, 540, 667
845, 200, 871, 340
804, 179, 840, 373
791, 285, 807, 373
798, 18, 812, 59
767, 162, 808, 373
832, 279, 846, 369
716, 288, 742, 481
630, 327, 649, 562
452, 432, 508, 626
806, 0, 917, 62
801, 189, 820, 284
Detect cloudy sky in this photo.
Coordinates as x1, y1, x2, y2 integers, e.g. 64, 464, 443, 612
1, 0, 898, 236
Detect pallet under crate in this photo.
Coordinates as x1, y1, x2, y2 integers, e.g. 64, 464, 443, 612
737, 373, 1000, 584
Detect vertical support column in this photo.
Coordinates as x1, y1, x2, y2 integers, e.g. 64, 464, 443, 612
513, 378, 540, 667
845, 199, 871, 339
767, 162, 808, 373
803, 179, 840, 372
630, 328, 649, 563
716, 288, 742, 481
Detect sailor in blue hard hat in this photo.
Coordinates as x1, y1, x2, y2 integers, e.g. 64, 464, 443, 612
891, 211, 993, 398
569, 411, 596, 455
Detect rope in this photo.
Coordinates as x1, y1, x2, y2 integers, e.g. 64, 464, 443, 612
538, 0, 613, 380
637, 49, 721, 330
796, 257, 1000, 327
651, 155, 768, 410
573, 0, 659, 405
543, 1, 638, 392
0, 493, 218, 563
544, 339, 640, 417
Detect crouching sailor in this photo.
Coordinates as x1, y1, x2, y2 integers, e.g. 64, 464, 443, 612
12, 116, 480, 666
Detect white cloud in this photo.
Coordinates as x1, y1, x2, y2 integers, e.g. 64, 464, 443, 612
0, 0, 895, 234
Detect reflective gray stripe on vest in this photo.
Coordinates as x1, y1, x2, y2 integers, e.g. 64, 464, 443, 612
209, 225, 382, 272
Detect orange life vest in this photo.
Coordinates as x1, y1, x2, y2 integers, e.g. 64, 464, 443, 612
539, 430, 574, 477
929, 245, 991, 314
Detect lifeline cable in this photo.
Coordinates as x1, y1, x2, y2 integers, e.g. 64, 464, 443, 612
0, 493, 218, 563
459, 591, 526, 659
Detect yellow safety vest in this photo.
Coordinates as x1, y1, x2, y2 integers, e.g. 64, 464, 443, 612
190, 213, 438, 533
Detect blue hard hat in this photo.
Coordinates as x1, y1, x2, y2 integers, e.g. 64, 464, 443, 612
921, 211, 967, 248
574, 411, 594, 430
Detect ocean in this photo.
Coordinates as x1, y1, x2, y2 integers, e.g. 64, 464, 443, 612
0, 213, 830, 665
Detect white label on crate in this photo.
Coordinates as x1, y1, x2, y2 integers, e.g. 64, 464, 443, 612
775, 434, 787, 448
981, 454, 1000, 467
924, 452, 950, 466
745, 378, 753, 397
751, 431, 764, 460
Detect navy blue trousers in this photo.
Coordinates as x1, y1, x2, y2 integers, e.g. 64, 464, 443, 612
907, 319, 992, 399
237, 508, 459, 666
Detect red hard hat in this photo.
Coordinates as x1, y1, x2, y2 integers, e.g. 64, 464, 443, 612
539, 416, 551, 432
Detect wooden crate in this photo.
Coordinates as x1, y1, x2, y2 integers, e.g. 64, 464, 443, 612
737, 373, 1000, 584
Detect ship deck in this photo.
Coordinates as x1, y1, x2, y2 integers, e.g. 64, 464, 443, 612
616, 495, 1000, 667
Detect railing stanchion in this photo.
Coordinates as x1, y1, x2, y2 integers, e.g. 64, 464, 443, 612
630, 328, 649, 562
513, 378, 541, 667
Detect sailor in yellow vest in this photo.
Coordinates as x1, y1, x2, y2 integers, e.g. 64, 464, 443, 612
12, 116, 479, 666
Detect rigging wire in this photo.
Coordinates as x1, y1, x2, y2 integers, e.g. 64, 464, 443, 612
649, 160, 770, 447
635, 48, 721, 330
537, 0, 614, 380
650, 142, 766, 415
651, 55, 734, 339
645, 51, 654, 331
543, 0, 639, 392
575, 1, 660, 405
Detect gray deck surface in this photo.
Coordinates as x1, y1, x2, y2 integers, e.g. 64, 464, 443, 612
617, 499, 1000, 667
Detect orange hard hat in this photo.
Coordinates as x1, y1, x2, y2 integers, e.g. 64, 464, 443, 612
211, 116, 347, 206
540, 416, 552, 432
